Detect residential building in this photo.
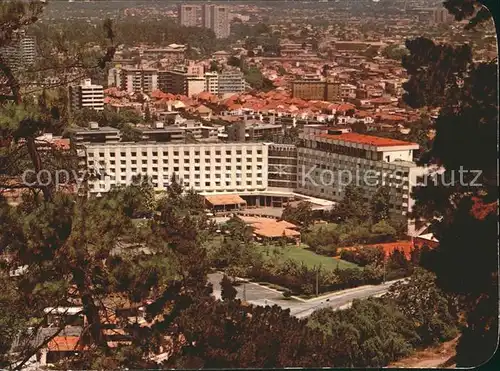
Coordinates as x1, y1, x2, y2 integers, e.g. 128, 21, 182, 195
0, 34, 36, 70
83, 142, 268, 195
205, 72, 219, 94
69, 79, 104, 111
201, 4, 212, 28
291, 80, 341, 101
142, 45, 186, 63
227, 120, 283, 142
120, 67, 159, 94
178, 4, 198, 27
433, 7, 454, 24
107, 67, 122, 88
340, 84, 356, 100
19, 35, 36, 65
280, 43, 313, 57
296, 126, 424, 218
159, 67, 205, 97
131, 122, 185, 143
209, 5, 231, 39
65, 122, 121, 146
218, 70, 246, 94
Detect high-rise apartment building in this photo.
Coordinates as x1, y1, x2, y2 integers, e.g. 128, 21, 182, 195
178, 4, 198, 27
201, 4, 212, 28
208, 5, 231, 39
0, 34, 36, 70
69, 79, 104, 111
218, 70, 246, 94
159, 65, 205, 97
120, 67, 159, 94
205, 72, 219, 94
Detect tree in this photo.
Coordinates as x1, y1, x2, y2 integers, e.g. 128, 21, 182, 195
167, 297, 336, 368
144, 104, 151, 123
329, 186, 368, 223
220, 275, 237, 301
1, 1, 117, 201
209, 60, 220, 72
370, 186, 391, 223
402, 2, 498, 365
385, 268, 459, 346
308, 298, 419, 367
281, 201, 313, 228
370, 220, 397, 243
111, 174, 156, 218
227, 56, 241, 68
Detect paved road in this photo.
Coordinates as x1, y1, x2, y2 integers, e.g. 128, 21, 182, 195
208, 272, 401, 318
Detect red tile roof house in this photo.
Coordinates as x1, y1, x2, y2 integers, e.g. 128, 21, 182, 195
40, 336, 87, 366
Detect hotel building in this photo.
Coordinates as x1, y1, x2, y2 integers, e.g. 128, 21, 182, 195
84, 142, 268, 195
297, 126, 424, 217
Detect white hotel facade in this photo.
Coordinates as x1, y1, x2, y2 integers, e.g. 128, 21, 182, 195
84, 142, 268, 194
80, 125, 426, 226
297, 126, 425, 217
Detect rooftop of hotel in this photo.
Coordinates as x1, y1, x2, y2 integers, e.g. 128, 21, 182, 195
317, 132, 419, 147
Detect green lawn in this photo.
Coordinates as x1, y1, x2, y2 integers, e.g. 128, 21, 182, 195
309, 222, 338, 233
257, 244, 359, 271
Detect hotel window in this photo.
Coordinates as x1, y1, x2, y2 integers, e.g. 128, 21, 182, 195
195, 151, 200, 156
173, 151, 179, 156
163, 167, 168, 172
226, 150, 231, 155
152, 152, 158, 156
216, 150, 221, 155
88, 153, 93, 157
257, 150, 262, 154
110, 160, 115, 165
131, 152, 136, 157
184, 167, 189, 172
205, 166, 210, 171
205, 182, 210, 186
205, 150, 210, 156
131, 168, 137, 173
142, 160, 147, 165
131, 160, 137, 164
110, 152, 115, 157
236, 150, 242, 155
120, 152, 126, 157
184, 151, 189, 156
195, 166, 200, 171
246, 150, 252, 155
142, 151, 147, 156
163, 151, 168, 156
